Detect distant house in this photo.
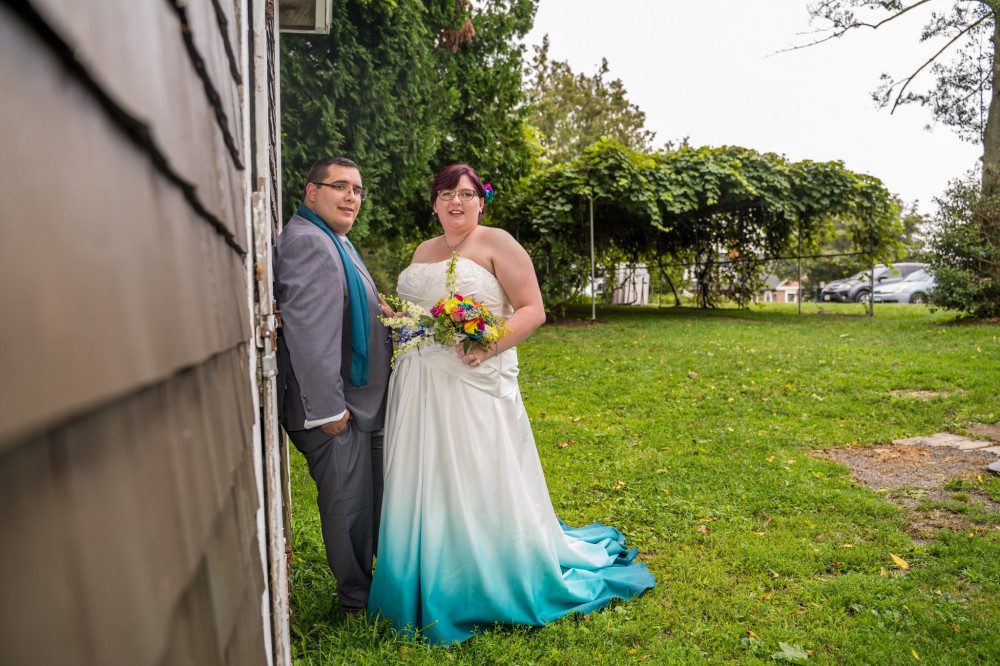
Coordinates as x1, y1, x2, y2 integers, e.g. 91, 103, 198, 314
612, 264, 651, 305
761, 277, 803, 303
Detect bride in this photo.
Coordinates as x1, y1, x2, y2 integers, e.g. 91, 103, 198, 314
367, 163, 654, 644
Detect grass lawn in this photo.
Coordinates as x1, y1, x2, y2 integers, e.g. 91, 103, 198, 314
287, 303, 1000, 664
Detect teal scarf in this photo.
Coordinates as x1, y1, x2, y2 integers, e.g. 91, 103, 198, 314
297, 203, 369, 386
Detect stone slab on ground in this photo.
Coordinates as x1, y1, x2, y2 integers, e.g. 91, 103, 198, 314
989, 460, 1000, 476
893, 433, 973, 448
969, 423, 1000, 442
953, 440, 992, 450
982, 446, 1000, 456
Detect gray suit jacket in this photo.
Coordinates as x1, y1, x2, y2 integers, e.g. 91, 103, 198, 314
274, 214, 391, 432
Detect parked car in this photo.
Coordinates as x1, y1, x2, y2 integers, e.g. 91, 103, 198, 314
819, 263, 927, 303
872, 267, 935, 304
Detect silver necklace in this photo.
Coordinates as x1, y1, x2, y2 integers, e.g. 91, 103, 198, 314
444, 228, 472, 251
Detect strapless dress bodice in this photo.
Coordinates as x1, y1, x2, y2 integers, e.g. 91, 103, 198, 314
396, 256, 512, 317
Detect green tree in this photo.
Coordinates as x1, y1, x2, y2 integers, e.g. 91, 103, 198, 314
281, 1, 443, 242
523, 36, 656, 164
804, 1, 1000, 316
431, 0, 536, 196
280, 0, 537, 247
494, 140, 901, 313
927, 175, 1000, 316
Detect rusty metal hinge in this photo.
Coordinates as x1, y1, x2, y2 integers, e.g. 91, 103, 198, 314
257, 314, 278, 377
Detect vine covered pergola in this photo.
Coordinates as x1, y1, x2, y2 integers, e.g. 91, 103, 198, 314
493, 140, 901, 312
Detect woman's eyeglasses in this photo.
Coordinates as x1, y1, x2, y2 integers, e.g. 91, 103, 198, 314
437, 189, 479, 202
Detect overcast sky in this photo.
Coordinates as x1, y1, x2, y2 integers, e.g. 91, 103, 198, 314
525, 0, 982, 215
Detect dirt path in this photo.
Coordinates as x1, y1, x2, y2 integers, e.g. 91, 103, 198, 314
819, 425, 1000, 543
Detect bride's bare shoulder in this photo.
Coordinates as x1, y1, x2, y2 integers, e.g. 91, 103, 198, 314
410, 237, 441, 263
479, 226, 515, 246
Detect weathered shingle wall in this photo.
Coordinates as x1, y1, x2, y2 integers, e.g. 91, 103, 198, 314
0, 1, 268, 663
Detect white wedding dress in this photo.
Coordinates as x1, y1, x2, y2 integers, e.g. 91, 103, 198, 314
367, 257, 654, 644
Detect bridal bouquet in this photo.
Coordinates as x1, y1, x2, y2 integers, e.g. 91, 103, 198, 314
380, 254, 510, 366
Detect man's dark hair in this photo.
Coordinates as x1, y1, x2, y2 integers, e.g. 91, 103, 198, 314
307, 156, 360, 184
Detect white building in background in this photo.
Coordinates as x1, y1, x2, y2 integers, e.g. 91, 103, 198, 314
612, 264, 651, 305
760, 276, 803, 303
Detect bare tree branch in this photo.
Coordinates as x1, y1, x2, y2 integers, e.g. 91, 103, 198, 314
847, 0, 936, 30
889, 13, 989, 113
775, 0, 936, 54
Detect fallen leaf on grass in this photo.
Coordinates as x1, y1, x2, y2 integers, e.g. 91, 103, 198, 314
839, 544, 854, 549
572, 416, 582, 423
696, 524, 709, 534
687, 370, 699, 380
890, 553, 910, 570
557, 440, 574, 448
911, 648, 920, 661
771, 642, 809, 663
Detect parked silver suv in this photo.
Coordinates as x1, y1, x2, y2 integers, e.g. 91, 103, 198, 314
820, 263, 927, 303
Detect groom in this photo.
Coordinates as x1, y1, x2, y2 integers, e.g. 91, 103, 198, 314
275, 156, 391, 612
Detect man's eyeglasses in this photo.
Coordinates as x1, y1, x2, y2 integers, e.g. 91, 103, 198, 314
437, 189, 479, 202
314, 181, 367, 201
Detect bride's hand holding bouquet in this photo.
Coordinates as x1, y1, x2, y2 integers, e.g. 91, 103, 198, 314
379, 253, 510, 368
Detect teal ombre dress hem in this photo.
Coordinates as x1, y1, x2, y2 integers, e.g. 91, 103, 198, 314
367, 259, 654, 645
369, 518, 654, 645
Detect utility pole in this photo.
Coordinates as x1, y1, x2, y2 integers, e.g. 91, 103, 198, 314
589, 195, 596, 321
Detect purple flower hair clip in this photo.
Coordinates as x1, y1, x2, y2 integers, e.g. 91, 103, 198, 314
483, 183, 495, 204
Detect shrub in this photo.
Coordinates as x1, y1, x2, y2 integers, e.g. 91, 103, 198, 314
927, 176, 1000, 318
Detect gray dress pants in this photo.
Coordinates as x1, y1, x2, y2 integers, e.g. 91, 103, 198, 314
289, 422, 384, 610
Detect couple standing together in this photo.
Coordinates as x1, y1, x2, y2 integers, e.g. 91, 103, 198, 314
275, 156, 654, 645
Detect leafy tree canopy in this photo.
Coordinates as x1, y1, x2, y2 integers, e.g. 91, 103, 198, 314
281, 0, 537, 244
523, 36, 657, 165
493, 139, 901, 311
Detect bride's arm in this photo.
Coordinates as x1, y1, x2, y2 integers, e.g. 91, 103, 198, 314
460, 229, 545, 366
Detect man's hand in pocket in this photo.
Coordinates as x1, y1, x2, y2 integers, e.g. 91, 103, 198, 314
320, 409, 351, 435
